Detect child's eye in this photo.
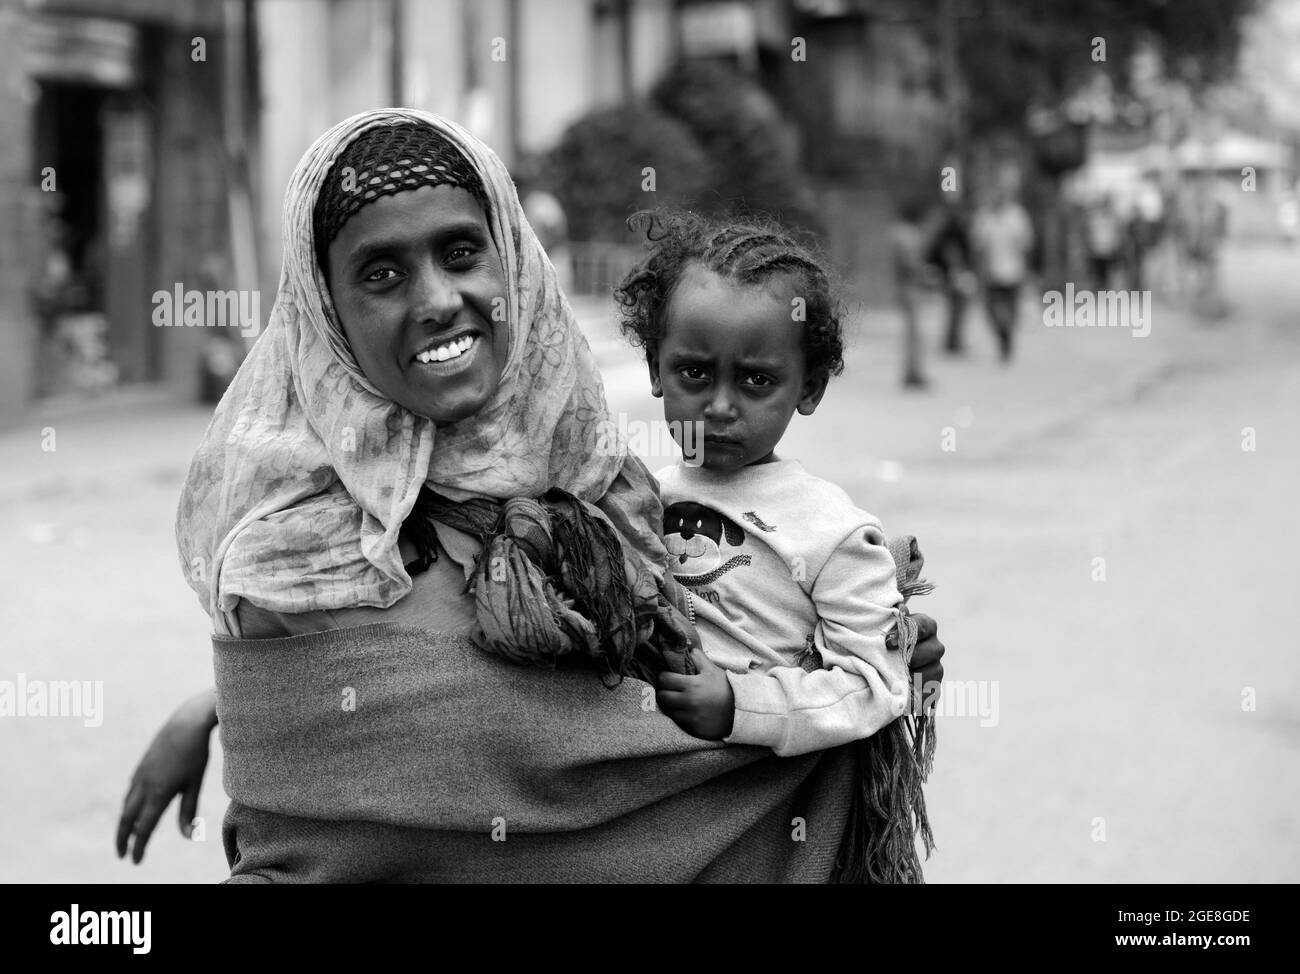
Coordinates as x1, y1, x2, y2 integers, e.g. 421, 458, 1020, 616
678, 366, 709, 382
744, 373, 776, 387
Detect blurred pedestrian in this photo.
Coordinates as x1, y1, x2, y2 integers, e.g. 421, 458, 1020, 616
971, 173, 1034, 362
516, 153, 574, 294
522, 187, 573, 295
33, 209, 92, 396
925, 196, 976, 355
1083, 192, 1123, 291
1280, 189, 1298, 248
1128, 177, 1165, 291
1175, 175, 1229, 316
892, 197, 930, 388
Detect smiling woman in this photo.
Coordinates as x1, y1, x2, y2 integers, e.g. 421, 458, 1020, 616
313, 123, 512, 427
171, 112, 661, 629
117, 108, 947, 883
326, 186, 510, 425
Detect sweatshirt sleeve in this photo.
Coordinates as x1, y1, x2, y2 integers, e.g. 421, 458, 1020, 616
723, 520, 911, 756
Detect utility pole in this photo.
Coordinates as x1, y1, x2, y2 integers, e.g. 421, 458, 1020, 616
938, 0, 964, 164
389, 0, 405, 105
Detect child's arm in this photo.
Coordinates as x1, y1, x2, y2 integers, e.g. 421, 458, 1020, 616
655, 648, 735, 740
722, 522, 911, 757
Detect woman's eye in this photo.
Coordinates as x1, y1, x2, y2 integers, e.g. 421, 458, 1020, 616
364, 267, 399, 283
445, 244, 478, 265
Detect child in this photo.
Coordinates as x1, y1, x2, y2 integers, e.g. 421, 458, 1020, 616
615, 210, 915, 758
616, 212, 935, 881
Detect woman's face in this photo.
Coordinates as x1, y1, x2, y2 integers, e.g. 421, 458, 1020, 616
326, 184, 509, 425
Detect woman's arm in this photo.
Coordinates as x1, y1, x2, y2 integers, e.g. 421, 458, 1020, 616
115, 689, 218, 864
113, 542, 473, 864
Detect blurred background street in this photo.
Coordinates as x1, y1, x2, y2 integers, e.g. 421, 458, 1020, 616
2, 240, 1296, 883
1, 0, 1298, 883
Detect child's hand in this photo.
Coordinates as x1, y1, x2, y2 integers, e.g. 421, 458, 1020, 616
655, 648, 735, 740
115, 691, 217, 864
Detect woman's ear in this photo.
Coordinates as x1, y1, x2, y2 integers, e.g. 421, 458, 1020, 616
796, 370, 830, 416
648, 351, 664, 398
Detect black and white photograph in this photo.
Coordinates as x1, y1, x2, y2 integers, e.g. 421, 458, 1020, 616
0, 0, 1296, 923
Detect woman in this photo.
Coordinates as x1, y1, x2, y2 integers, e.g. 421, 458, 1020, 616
117, 109, 946, 881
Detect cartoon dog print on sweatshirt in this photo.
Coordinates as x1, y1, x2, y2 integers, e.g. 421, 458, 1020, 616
662, 501, 752, 587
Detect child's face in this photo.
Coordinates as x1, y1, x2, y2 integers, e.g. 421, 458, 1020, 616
649, 263, 827, 473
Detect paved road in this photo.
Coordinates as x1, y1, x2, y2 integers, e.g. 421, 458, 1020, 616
2, 242, 1296, 882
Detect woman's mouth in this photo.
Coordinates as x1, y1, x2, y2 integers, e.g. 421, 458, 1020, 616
412, 333, 481, 375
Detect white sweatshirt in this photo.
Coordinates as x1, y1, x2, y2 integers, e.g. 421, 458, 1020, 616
655, 458, 912, 757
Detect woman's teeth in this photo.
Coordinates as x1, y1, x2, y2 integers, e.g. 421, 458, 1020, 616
416, 335, 474, 364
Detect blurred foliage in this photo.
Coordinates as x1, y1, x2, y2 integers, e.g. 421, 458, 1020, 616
650, 59, 822, 233
545, 105, 714, 242
911, 0, 1263, 135
545, 0, 1262, 241
547, 60, 825, 241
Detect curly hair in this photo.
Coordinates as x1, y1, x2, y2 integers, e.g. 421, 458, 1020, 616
614, 209, 846, 379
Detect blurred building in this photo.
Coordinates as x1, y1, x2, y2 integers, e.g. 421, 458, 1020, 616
0, 0, 951, 422
0, 0, 258, 422
254, 0, 682, 287
777, 0, 949, 299
1, 0, 689, 422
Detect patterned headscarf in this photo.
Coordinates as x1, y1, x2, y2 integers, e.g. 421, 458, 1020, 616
177, 109, 665, 637
311, 121, 490, 271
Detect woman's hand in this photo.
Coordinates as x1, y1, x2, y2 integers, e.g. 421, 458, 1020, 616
655, 648, 735, 740
908, 613, 945, 712
115, 690, 218, 864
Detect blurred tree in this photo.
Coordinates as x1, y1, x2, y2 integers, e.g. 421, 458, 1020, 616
651, 59, 823, 234
545, 105, 714, 242
884, 0, 1262, 286
901, 0, 1262, 141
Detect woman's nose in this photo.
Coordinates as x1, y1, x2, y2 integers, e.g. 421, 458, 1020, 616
410, 265, 464, 325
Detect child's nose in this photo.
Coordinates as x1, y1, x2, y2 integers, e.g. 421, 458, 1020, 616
704, 390, 738, 421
